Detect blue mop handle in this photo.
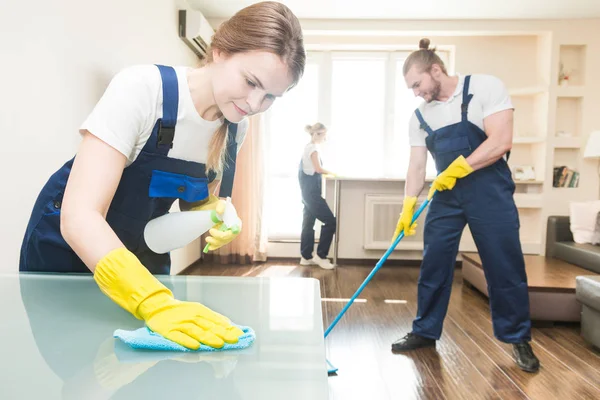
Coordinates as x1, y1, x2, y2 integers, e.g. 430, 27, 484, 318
323, 192, 434, 338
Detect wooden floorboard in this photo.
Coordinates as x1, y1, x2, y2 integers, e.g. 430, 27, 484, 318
185, 261, 600, 400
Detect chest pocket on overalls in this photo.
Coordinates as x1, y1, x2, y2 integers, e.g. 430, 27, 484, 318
148, 170, 209, 202
434, 133, 472, 155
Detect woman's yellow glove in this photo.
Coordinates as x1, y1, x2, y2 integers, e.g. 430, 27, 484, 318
428, 155, 473, 199
94, 248, 244, 350
191, 195, 241, 252
190, 194, 224, 213
204, 226, 240, 252
393, 196, 418, 240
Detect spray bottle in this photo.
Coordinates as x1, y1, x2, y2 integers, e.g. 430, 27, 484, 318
144, 197, 241, 254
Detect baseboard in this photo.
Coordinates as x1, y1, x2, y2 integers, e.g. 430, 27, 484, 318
268, 256, 462, 268
178, 256, 461, 274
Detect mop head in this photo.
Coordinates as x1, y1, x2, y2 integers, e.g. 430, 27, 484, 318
114, 325, 255, 352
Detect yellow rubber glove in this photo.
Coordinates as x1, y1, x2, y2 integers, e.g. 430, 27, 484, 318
428, 155, 474, 200
190, 194, 223, 213
204, 226, 240, 252
393, 196, 418, 240
94, 247, 244, 350
191, 195, 241, 252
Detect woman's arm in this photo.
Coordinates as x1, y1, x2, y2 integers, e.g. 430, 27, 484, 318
60, 131, 128, 271
310, 151, 334, 175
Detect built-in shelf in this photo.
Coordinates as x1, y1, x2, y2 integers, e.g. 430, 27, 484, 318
514, 180, 544, 185
556, 85, 585, 98
559, 44, 586, 86
553, 137, 582, 148
513, 137, 545, 144
514, 193, 543, 208
509, 87, 547, 96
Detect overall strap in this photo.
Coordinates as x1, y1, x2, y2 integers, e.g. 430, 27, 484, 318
415, 109, 434, 136
461, 75, 474, 122
218, 123, 238, 198
155, 65, 179, 155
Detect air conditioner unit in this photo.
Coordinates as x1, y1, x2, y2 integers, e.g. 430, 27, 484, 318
178, 9, 214, 59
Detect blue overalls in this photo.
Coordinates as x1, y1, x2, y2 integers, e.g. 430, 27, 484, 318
19, 65, 239, 275
412, 75, 531, 344
298, 157, 336, 260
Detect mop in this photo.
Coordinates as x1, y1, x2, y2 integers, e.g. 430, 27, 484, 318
324, 193, 434, 375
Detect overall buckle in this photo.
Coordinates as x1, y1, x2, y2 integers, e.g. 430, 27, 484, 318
157, 119, 175, 148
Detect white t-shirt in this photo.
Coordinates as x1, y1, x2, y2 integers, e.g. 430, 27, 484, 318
301, 143, 320, 175
80, 64, 248, 168
408, 74, 513, 147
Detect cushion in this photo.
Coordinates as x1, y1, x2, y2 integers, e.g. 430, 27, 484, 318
576, 276, 600, 310
569, 201, 600, 244
554, 242, 600, 274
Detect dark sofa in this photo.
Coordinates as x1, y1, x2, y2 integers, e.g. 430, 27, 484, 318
547, 216, 600, 348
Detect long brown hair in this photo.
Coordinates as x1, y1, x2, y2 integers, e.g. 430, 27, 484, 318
204, 1, 306, 173
403, 38, 448, 76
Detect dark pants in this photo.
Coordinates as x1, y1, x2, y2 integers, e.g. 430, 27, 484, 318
412, 180, 531, 343
300, 196, 336, 260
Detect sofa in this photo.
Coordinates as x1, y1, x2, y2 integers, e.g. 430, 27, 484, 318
546, 216, 600, 348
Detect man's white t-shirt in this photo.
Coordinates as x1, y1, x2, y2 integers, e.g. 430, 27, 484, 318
80, 65, 248, 169
408, 74, 513, 147
301, 143, 320, 175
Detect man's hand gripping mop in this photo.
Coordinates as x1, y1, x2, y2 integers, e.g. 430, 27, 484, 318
324, 191, 435, 375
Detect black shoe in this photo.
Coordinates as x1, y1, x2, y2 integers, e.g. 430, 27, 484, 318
391, 332, 436, 352
512, 342, 540, 372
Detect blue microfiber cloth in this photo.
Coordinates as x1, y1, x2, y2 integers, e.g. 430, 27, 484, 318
114, 325, 255, 352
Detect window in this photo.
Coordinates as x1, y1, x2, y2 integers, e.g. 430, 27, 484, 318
328, 53, 387, 177
390, 54, 439, 177
264, 59, 320, 239
265, 49, 452, 240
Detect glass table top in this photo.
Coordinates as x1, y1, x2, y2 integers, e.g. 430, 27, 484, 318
0, 273, 329, 399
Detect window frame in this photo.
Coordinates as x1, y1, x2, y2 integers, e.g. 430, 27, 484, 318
264, 47, 453, 240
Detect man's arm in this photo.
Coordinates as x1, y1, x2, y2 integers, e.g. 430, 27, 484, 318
465, 108, 513, 171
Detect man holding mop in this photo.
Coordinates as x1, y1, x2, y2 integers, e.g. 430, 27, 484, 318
390, 38, 539, 373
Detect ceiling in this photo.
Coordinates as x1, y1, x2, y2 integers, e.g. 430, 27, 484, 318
187, 0, 600, 20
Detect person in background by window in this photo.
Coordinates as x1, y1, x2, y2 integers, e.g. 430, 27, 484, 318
390, 38, 539, 373
298, 123, 336, 270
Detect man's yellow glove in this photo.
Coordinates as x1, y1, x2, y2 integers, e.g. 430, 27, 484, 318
94, 247, 244, 350
191, 195, 241, 252
393, 196, 418, 241
428, 155, 474, 200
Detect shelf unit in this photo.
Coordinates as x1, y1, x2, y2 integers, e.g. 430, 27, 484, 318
513, 137, 545, 144
459, 37, 594, 256
455, 36, 593, 255
553, 136, 582, 148
549, 43, 586, 203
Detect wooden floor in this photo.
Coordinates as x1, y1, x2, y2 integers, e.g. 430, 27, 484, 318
185, 261, 600, 400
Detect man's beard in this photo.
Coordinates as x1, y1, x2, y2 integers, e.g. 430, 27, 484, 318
426, 77, 442, 103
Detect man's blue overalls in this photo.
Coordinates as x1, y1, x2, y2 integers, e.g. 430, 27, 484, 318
413, 75, 531, 344
19, 65, 239, 275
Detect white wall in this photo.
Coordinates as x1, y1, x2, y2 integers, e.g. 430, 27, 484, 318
0, 0, 202, 273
